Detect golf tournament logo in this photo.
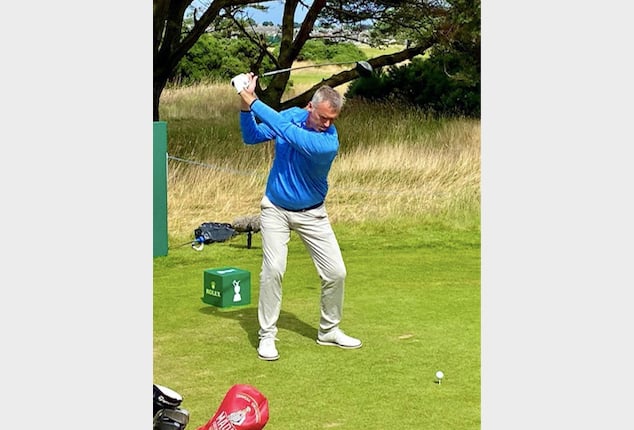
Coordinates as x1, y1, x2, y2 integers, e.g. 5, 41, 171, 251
232, 279, 242, 302
213, 406, 251, 429
228, 406, 251, 425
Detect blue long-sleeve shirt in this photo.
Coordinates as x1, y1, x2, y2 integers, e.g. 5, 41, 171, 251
240, 99, 339, 211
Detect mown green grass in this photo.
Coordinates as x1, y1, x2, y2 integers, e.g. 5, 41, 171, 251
154, 219, 480, 429
360, 44, 405, 58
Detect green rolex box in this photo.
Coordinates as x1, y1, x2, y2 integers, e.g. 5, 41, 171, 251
202, 267, 251, 308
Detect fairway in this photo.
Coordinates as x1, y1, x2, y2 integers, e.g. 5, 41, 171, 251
154, 221, 480, 429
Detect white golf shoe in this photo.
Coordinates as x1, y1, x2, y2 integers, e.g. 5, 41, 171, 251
257, 337, 279, 361
316, 328, 362, 349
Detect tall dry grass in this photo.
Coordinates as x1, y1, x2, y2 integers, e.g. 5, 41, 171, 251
160, 81, 480, 242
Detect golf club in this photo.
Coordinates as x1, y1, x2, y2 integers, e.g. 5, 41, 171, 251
262, 60, 373, 77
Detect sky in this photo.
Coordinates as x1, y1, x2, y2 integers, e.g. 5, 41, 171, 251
244, 1, 309, 25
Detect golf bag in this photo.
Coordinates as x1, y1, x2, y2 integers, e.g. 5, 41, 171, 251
192, 222, 237, 250
196, 384, 269, 430
154, 384, 190, 430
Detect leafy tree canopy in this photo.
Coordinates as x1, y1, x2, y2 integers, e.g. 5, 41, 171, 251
153, 0, 480, 119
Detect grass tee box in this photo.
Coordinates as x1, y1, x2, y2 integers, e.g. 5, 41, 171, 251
202, 267, 251, 308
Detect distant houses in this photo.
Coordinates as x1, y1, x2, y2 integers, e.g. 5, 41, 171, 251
235, 24, 375, 45
201, 21, 398, 46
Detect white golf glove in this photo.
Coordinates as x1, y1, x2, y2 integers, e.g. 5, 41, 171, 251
230, 73, 250, 94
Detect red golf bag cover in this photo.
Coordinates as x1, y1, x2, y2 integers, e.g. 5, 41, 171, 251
197, 384, 269, 430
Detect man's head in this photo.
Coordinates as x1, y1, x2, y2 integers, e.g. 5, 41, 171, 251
306, 86, 343, 132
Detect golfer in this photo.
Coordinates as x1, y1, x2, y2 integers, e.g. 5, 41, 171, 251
233, 72, 362, 361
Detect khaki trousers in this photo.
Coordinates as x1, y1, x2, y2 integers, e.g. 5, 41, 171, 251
258, 195, 347, 340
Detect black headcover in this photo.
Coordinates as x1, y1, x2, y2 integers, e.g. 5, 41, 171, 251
154, 384, 183, 416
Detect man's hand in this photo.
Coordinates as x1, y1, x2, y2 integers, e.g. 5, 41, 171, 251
244, 72, 258, 93
230, 73, 250, 94
238, 73, 259, 109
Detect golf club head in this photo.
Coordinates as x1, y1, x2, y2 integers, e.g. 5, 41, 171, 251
154, 407, 190, 429
356, 61, 373, 77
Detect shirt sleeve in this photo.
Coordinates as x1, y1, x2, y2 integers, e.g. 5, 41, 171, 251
239, 110, 276, 145
250, 100, 338, 159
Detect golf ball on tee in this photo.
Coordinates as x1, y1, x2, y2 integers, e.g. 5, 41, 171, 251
436, 371, 444, 379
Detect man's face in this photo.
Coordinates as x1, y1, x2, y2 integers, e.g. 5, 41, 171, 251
306, 100, 339, 132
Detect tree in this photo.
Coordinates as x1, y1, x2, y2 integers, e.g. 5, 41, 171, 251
344, 0, 480, 116
154, 0, 479, 120
154, 0, 266, 121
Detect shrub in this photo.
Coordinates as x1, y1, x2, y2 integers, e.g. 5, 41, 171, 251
346, 54, 480, 117
297, 40, 366, 63
297, 40, 329, 62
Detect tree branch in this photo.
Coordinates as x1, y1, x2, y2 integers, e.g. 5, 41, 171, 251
279, 43, 433, 110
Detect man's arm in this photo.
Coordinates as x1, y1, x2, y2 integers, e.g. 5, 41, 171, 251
235, 72, 274, 144
236, 73, 337, 158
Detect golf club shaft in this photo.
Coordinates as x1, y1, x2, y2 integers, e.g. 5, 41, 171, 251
262, 61, 360, 77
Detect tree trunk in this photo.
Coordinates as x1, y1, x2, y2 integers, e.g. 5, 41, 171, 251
154, 73, 167, 122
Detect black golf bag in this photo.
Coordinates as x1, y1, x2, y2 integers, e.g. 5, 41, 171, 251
192, 222, 237, 250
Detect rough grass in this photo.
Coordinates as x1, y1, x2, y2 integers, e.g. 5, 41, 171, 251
159, 84, 480, 246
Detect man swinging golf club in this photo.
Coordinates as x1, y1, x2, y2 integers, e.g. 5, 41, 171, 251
231, 72, 362, 360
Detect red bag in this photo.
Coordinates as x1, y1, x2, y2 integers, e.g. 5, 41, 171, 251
197, 384, 269, 430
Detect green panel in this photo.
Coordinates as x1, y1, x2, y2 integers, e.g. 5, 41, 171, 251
153, 121, 168, 257
202, 267, 251, 308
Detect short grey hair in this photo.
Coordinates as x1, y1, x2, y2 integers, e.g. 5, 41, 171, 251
311, 86, 343, 112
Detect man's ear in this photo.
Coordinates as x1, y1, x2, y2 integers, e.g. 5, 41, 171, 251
306, 101, 314, 111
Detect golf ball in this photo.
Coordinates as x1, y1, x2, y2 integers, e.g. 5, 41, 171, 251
436, 371, 444, 379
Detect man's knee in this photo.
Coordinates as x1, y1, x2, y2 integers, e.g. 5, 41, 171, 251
261, 264, 285, 283
325, 265, 346, 284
